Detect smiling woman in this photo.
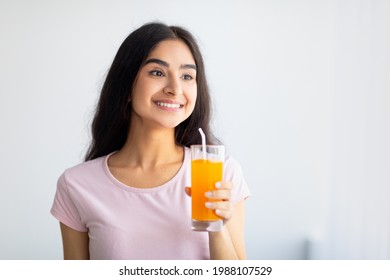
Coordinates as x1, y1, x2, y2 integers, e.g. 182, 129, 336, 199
130, 39, 197, 129
85, 23, 214, 158
50, 22, 250, 260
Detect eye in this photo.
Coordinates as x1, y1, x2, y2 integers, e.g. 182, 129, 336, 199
182, 74, 194, 81
149, 70, 165, 77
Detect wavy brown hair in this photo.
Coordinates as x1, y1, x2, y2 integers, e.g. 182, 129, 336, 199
85, 22, 219, 161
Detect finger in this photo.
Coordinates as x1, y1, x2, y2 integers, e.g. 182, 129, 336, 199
205, 201, 234, 221
205, 201, 233, 211
215, 209, 233, 220
205, 189, 231, 200
184, 187, 191, 197
215, 181, 233, 190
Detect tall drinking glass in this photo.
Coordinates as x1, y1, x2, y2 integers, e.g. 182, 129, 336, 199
191, 145, 225, 232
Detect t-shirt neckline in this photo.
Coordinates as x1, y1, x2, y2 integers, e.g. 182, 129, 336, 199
102, 147, 189, 193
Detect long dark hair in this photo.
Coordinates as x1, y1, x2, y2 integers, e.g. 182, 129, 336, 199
85, 22, 219, 161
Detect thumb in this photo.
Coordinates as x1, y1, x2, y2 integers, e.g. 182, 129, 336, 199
184, 187, 191, 197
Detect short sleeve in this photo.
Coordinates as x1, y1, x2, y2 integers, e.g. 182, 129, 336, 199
50, 172, 88, 232
224, 156, 251, 204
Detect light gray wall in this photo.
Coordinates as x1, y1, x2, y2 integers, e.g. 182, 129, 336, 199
0, 0, 389, 259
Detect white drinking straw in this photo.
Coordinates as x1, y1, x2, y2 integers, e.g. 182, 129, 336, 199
198, 128, 207, 160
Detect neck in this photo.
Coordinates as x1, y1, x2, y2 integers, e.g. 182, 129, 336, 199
114, 122, 182, 169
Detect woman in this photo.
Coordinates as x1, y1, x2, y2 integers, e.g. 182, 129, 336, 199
51, 22, 250, 260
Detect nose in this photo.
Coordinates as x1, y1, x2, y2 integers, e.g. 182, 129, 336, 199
163, 76, 183, 96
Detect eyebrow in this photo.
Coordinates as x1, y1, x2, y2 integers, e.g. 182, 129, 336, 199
143, 58, 197, 71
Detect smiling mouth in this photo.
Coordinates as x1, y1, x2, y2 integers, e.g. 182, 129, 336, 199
155, 101, 184, 109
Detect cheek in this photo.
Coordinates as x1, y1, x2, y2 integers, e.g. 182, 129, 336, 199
186, 90, 197, 112
187, 86, 197, 103
131, 81, 154, 107
130, 87, 151, 116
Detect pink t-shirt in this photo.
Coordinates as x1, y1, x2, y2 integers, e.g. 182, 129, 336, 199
51, 147, 250, 260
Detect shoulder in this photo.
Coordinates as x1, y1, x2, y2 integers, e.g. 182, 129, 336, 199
224, 154, 251, 203
65, 155, 105, 176
224, 154, 244, 174
225, 154, 241, 167
58, 155, 109, 190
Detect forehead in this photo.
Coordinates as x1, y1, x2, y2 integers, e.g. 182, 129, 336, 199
146, 39, 195, 65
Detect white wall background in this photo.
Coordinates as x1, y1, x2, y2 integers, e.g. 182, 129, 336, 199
0, 0, 389, 259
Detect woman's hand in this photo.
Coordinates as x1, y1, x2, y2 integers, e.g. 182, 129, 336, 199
186, 182, 246, 259
185, 181, 234, 222
185, 182, 247, 259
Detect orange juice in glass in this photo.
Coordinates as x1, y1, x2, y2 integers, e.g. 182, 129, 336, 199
191, 145, 225, 232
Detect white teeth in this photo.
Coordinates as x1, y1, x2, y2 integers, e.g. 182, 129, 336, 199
156, 102, 181, 109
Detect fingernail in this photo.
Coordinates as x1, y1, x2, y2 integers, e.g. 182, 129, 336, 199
215, 182, 222, 188
215, 209, 222, 215
205, 191, 213, 197
205, 202, 213, 208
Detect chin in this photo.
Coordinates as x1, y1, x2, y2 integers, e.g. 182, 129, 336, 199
160, 121, 183, 129
155, 115, 191, 129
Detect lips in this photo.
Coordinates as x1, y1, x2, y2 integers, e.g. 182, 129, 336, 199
154, 100, 184, 109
